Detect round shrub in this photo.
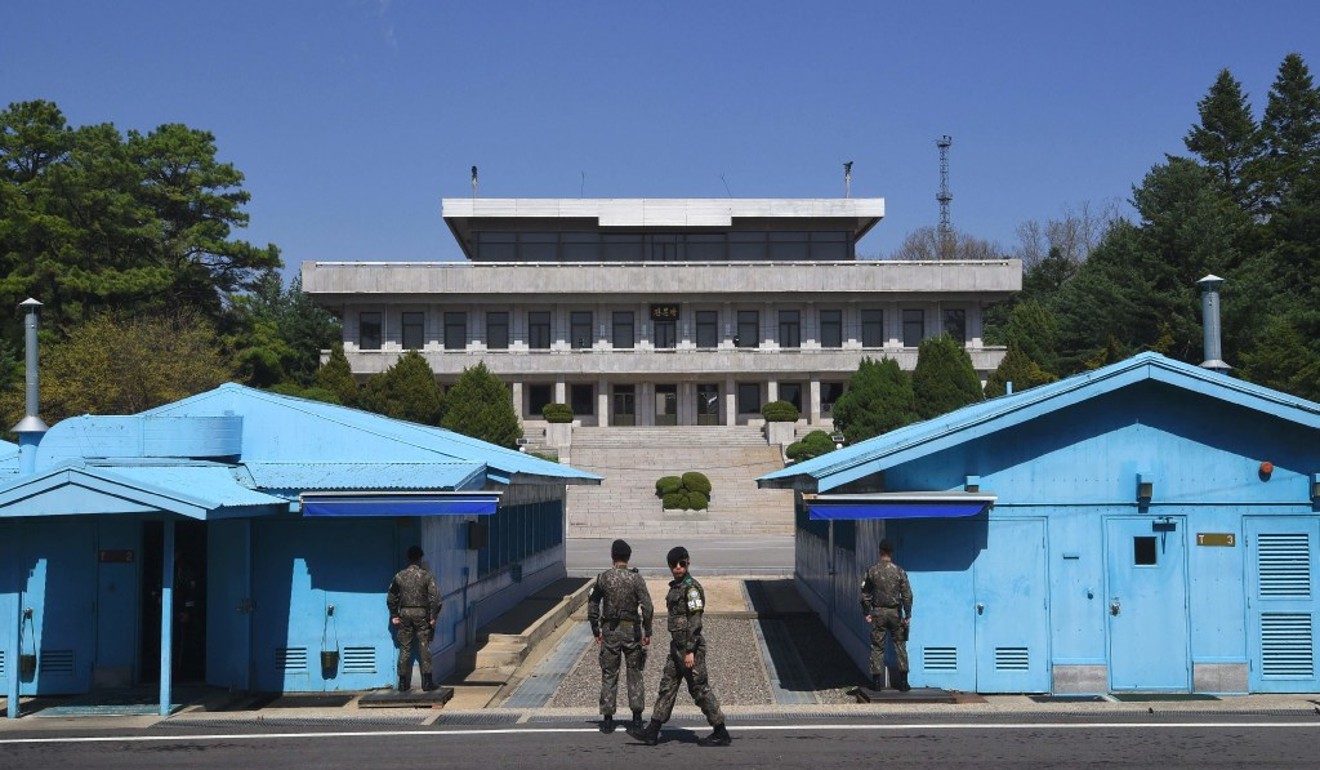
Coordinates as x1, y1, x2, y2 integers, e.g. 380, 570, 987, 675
686, 491, 709, 510
655, 476, 683, 496
681, 471, 712, 495
542, 402, 574, 423
786, 430, 838, 462
761, 400, 800, 422
662, 491, 689, 510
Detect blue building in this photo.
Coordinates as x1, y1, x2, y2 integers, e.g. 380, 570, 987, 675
760, 353, 1319, 694
1, 384, 598, 717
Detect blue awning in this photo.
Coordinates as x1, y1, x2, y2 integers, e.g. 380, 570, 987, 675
806, 492, 995, 521
301, 492, 499, 517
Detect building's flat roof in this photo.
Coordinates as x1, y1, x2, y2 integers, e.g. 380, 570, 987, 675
442, 198, 885, 256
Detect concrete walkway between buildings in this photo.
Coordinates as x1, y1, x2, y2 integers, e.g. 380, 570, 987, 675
5, 576, 1320, 732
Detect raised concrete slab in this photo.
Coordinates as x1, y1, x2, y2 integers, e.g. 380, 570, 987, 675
359, 686, 454, 708
855, 686, 963, 705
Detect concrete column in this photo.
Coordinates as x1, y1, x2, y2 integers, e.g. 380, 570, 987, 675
554, 381, 567, 405
597, 377, 609, 427
724, 375, 736, 426
767, 380, 780, 404
809, 378, 822, 424
510, 381, 524, 420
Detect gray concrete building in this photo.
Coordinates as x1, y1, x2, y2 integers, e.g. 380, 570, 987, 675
301, 198, 1021, 432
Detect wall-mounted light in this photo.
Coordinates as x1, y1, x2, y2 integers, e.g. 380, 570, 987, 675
830, 432, 845, 449
965, 475, 981, 493
1136, 472, 1153, 502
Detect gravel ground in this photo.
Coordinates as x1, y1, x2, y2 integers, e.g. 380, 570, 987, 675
549, 617, 774, 709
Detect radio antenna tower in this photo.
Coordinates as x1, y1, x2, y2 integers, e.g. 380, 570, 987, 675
936, 135, 953, 259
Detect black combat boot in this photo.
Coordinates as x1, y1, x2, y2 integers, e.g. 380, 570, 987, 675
887, 665, 901, 692
630, 709, 643, 730
697, 723, 732, 747
398, 675, 411, 692
601, 714, 616, 733
422, 673, 437, 692
870, 673, 883, 691
897, 670, 911, 692
627, 719, 662, 745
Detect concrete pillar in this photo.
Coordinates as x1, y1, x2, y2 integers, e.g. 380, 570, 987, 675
724, 375, 736, 426
809, 378, 822, 424
596, 377, 609, 427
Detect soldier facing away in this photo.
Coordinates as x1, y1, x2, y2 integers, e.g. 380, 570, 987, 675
587, 538, 654, 733
627, 546, 731, 747
860, 538, 913, 691
387, 544, 441, 692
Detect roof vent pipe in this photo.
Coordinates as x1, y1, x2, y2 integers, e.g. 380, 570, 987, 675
1196, 276, 1231, 374
12, 298, 49, 476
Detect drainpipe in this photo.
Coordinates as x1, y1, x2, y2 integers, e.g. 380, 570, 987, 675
1196, 276, 1231, 373
11, 299, 49, 477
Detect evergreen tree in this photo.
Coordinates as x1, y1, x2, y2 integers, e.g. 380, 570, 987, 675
1237, 315, 1320, 402
911, 335, 983, 419
440, 361, 522, 448
229, 271, 341, 388
831, 357, 918, 443
358, 350, 444, 425
1002, 299, 1060, 376
984, 343, 1057, 398
314, 342, 359, 407
1255, 53, 1320, 217
1184, 69, 1264, 211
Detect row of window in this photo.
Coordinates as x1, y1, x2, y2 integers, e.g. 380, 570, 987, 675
470, 230, 854, 262
521, 381, 845, 419
359, 308, 967, 351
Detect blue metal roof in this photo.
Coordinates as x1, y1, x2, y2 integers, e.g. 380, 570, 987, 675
142, 384, 602, 485
243, 461, 488, 491
760, 352, 1320, 493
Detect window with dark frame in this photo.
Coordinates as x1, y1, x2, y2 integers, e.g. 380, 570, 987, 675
359, 311, 382, 350
779, 382, 803, 411
736, 310, 759, 348
444, 311, 467, 350
612, 311, 635, 349
778, 310, 801, 349
486, 311, 509, 350
401, 311, 424, 350
528, 311, 551, 350
1134, 536, 1157, 566
943, 308, 966, 344
861, 308, 884, 347
736, 382, 762, 414
570, 383, 594, 415
695, 310, 719, 348
654, 319, 677, 349
570, 311, 593, 349
527, 384, 552, 416
819, 309, 842, 348
902, 309, 925, 347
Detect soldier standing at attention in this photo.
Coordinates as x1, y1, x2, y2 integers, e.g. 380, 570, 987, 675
860, 538, 913, 692
387, 545, 441, 692
587, 539, 654, 733
628, 546, 731, 747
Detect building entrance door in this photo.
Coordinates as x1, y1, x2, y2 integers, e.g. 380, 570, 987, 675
655, 384, 677, 426
697, 384, 720, 425
1105, 516, 1190, 691
612, 385, 636, 426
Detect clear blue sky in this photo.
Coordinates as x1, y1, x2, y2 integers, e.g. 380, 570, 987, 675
6, 1, 1319, 268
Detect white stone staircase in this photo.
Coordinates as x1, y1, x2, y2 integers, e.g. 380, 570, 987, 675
564, 426, 795, 537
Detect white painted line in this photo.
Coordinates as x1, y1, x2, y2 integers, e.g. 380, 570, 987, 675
3, 720, 1320, 746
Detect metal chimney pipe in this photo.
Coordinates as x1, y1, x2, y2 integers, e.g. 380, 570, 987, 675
12, 298, 49, 476
1196, 275, 1231, 373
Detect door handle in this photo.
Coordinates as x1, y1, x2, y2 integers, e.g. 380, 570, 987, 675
976, 602, 984, 615
1110, 598, 1121, 616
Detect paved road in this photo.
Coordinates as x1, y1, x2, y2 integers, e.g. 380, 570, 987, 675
567, 535, 793, 575
5, 716, 1320, 768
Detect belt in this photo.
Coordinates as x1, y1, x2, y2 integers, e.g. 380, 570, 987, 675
609, 619, 635, 625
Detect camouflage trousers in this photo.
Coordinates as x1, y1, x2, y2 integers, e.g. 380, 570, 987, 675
396, 609, 434, 678
650, 637, 724, 726
598, 622, 647, 715
868, 608, 909, 676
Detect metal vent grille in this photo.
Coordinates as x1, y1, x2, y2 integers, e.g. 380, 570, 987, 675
277, 647, 308, 673
1259, 534, 1311, 598
923, 646, 957, 672
995, 646, 1030, 671
40, 649, 75, 674
342, 646, 376, 674
1261, 613, 1314, 678
0, 649, 5, 677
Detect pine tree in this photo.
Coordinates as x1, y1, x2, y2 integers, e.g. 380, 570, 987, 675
984, 343, 1057, 398
1184, 69, 1265, 211
314, 342, 360, 407
911, 335, 983, 420
1255, 53, 1320, 216
358, 350, 444, 425
831, 357, 918, 443
440, 361, 522, 448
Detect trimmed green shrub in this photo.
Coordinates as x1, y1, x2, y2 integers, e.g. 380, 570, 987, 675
656, 476, 683, 495
542, 402, 574, 423
761, 399, 800, 422
785, 429, 838, 462
681, 471, 712, 495
686, 491, 709, 510
662, 491, 689, 510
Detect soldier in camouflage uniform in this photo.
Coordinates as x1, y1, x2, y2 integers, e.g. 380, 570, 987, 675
860, 538, 913, 691
627, 546, 731, 747
387, 545, 441, 692
587, 539, 654, 733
